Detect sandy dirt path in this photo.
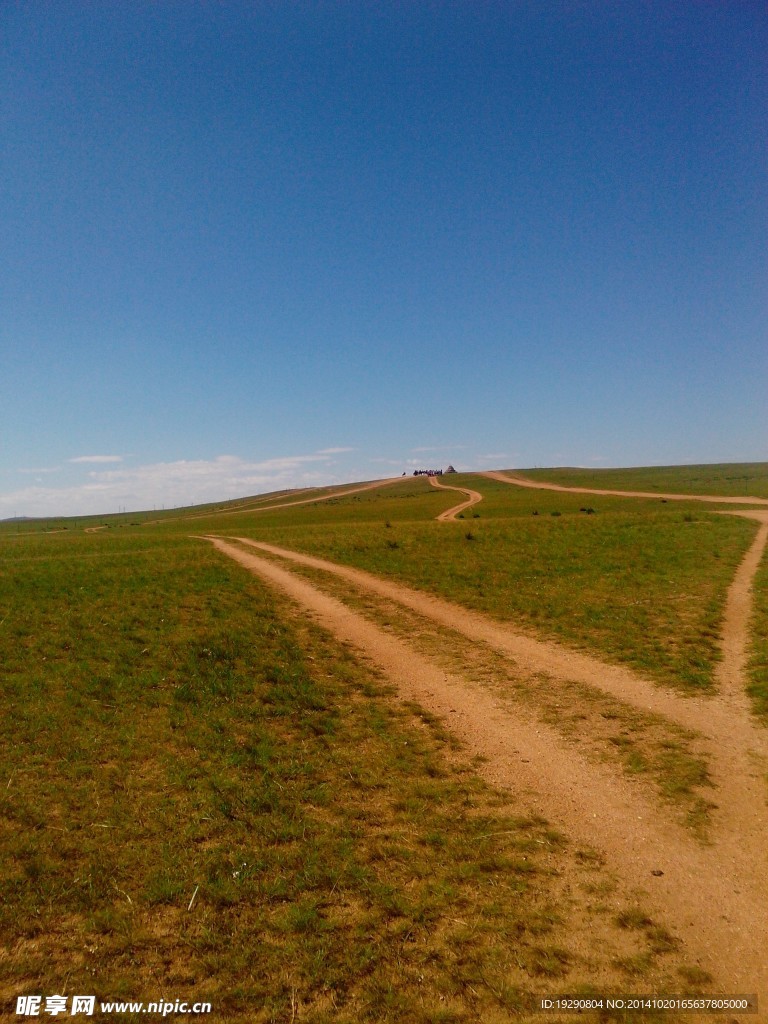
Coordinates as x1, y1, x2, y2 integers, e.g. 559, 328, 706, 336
229, 540, 768, 759
203, 535, 767, 1003
713, 511, 768, 713
428, 475, 484, 520
484, 470, 768, 506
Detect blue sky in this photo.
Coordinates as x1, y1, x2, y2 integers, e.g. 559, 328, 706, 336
2, 1, 765, 516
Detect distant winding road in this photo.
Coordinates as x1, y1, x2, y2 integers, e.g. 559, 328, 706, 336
428, 475, 483, 520
482, 470, 768, 506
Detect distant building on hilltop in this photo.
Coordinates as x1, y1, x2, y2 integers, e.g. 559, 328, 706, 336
410, 464, 457, 476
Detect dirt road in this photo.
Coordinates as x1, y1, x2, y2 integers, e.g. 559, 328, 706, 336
142, 477, 403, 527
428, 475, 484, 520
714, 511, 768, 712
484, 470, 768, 506
188, 477, 404, 521
203, 533, 768, 1004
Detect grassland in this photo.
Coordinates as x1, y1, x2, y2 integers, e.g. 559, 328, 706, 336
0, 531, 697, 1021
3, 462, 765, 1019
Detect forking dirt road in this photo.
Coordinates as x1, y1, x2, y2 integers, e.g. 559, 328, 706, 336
199, 473, 768, 1011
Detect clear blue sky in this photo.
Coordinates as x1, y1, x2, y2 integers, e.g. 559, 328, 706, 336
2, 1, 765, 516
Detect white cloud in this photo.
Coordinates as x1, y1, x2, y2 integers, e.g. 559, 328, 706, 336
69, 455, 124, 464
18, 466, 61, 475
316, 446, 356, 455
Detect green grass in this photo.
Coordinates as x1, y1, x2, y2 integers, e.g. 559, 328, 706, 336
513, 462, 768, 498
1, 531, 701, 1021
4, 462, 763, 1018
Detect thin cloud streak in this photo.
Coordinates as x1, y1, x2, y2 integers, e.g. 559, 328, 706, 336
69, 455, 124, 464
411, 445, 468, 454
478, 452, 515, 463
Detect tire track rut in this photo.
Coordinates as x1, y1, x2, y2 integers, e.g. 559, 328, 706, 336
715, 511, 768, 712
